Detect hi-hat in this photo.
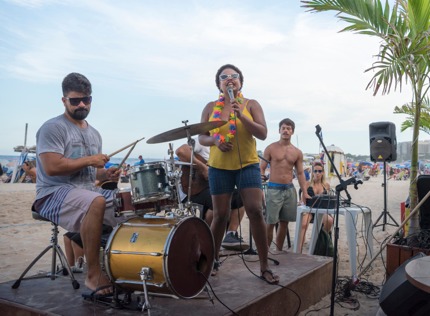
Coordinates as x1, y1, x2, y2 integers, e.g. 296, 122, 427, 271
147, 121, 227, 144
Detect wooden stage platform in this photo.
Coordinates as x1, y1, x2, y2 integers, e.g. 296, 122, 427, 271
0, 252, 332, 315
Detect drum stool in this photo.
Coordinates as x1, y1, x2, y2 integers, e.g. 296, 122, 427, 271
11, 212, 80, 289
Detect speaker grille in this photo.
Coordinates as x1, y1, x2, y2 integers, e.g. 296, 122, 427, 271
369, 122, 397, 162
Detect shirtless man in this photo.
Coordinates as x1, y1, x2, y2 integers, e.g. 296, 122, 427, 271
260, 118, 310, 251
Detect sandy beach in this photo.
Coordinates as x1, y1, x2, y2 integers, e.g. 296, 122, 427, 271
0, 175, 410, 315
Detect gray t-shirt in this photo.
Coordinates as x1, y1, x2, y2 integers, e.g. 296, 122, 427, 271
36, 114, 102, 199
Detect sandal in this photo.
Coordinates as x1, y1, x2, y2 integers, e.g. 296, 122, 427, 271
260, 269, 279, 284
211, 260, 221, 276
86, 284, 113, 299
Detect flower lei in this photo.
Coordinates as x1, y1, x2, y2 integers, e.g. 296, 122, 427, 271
212, 91, 244, 143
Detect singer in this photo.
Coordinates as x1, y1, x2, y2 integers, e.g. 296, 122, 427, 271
199, 64, 279, 284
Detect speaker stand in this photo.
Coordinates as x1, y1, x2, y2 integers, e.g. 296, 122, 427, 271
373, 161, 399, 231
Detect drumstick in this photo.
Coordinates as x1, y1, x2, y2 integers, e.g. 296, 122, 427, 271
108, 137, 145, 158
118, 142, 137, 168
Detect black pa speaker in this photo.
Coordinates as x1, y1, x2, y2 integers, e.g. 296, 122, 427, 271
369, 121, 397, 162
379, 252, 430, 315
417, 175, 430, 230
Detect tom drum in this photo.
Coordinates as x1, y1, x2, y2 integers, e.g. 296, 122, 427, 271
129, 162, 170, 204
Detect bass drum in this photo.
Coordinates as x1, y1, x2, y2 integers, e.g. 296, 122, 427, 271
105, 216, 214, 298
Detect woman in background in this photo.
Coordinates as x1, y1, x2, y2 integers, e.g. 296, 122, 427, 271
300, 161, 334, 254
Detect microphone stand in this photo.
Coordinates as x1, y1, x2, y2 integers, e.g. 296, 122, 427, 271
314, 125, 362, 316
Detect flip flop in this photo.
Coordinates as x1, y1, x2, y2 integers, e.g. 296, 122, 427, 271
260, 269, 279, 285
87, 284, 113, 299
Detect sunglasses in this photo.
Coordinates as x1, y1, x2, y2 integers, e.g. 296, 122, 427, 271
65, 96, 92, 106
313, 170, 323, 173
219, 73, 240, 81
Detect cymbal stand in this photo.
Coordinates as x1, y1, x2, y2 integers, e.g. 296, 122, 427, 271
181, 120, 199, 217
167, 143, 188, 217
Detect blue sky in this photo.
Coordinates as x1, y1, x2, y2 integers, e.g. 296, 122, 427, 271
0, 0, 414, 159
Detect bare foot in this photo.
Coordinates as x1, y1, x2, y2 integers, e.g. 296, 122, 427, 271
85, 270, 113, 295
260, 269, 280, 284
270, 248, 287, 255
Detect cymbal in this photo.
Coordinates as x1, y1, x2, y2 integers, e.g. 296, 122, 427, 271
147, 121, 227, 144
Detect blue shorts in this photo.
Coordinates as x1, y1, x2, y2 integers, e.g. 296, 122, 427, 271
208, 163, 262, 195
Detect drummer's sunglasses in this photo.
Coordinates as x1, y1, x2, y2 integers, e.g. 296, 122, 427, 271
219, 73, 240, 81
65, 96, 92, 106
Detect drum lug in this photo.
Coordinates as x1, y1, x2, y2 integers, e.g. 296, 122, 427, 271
114, 196, 123, 209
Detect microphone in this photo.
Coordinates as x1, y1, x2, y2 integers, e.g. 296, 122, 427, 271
227, 85, 235, 100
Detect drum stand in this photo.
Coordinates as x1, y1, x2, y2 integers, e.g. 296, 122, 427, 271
166, 135, 197, 217
139, 267, 153, 315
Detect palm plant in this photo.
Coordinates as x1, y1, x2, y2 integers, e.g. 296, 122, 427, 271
394, 97, 430, 135
301, 0, 430, 235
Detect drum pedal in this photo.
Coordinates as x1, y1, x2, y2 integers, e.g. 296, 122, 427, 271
139, 267, 153, 313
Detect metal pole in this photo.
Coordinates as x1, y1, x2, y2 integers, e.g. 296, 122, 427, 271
24, 123, 28, 148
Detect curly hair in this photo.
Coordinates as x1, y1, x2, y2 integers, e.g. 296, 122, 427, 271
215, 64, 244, 92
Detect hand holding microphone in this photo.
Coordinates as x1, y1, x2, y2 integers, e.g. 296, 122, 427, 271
227, 85, 235, 100
227, 84, 242, 119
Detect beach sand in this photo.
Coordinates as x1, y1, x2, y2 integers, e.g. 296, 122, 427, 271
0, 176, 410, 315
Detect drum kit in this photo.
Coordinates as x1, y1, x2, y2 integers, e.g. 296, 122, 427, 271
100, 120, 227, 312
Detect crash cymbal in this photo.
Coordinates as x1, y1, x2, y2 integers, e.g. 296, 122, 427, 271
147, 121, 227, 144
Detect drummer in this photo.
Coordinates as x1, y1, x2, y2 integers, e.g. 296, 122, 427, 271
33, 72, 126, 296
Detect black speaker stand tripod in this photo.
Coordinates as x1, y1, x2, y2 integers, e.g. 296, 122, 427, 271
373, 161, 399, 231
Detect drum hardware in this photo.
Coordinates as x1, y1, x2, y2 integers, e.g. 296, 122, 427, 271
204, 284, 214, 304
148, 120, 227, 219
139, 267, 153, 314
165, 141, 197, 217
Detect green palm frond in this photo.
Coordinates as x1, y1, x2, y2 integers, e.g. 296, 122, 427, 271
394, 98, 430, 135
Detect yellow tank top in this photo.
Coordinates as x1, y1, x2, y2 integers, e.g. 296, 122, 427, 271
208, 100, 259, 170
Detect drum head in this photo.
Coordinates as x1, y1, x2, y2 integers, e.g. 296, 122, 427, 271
165, 217, 214, 298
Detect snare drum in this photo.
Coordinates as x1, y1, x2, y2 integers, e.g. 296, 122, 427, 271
130, 162, 170, 204
114, 187, 175, 215
105, 216, 214, 298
